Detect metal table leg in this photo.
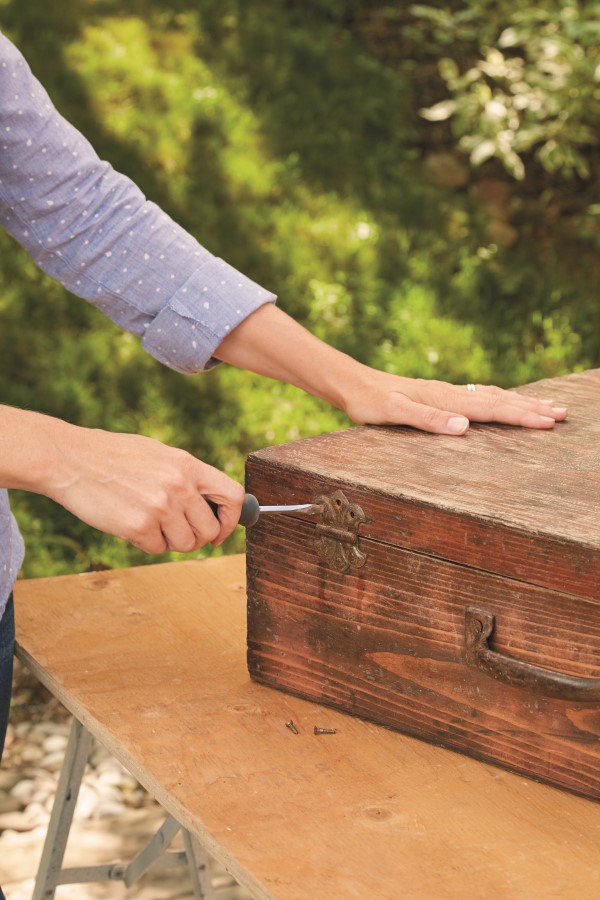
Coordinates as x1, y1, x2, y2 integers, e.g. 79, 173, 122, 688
33, 718, 92, 900
182, 828, 216, 899
32, 717, 216, 899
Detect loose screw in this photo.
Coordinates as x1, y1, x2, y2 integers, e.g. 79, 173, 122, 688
285, 719, 299, 735
314, 726, 338, 735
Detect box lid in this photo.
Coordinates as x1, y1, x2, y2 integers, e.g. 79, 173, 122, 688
246, 369, 600, 602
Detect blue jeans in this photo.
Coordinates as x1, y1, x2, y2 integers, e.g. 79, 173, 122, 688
0, 594, 15, 766
0, 594, 14, 900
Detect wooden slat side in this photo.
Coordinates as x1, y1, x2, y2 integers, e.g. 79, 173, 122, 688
246, 518, 600, 801
246, 457, 600, 603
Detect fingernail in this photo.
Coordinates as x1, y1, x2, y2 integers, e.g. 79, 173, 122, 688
448, 417, 469, 434
552, 407, 567, 414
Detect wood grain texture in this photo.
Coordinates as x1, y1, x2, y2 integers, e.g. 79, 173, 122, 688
13, 558, 600, 899
246, 369, 600, 599
245, 370, 600, 800
247, 518, 600, 800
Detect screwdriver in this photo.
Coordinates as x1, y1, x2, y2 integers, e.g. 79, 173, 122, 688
204, 494, 321, 528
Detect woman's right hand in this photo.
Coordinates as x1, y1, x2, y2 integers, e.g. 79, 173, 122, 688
0, 407, 244, 553
49, 427, 245, 553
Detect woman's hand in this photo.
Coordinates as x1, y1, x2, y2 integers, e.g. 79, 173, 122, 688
49, 429, 245, 553
0, 407, 244, 553
215, 304, 568, 434
342, 371, 568, 434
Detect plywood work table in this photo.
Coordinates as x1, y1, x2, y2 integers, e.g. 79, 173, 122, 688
14, 555, 600, 899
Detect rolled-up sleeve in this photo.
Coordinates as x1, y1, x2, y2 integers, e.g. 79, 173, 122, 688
0, 32, 276, 373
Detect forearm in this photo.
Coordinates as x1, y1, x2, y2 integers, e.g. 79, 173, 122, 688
0, 405, 71, 495
214, 303, 367, 413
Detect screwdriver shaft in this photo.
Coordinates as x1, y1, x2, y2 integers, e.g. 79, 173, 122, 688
204, 494, 319, 528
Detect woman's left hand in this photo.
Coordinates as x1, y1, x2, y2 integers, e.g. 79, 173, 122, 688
215, 304, 568, 436
343, 371, 568, 435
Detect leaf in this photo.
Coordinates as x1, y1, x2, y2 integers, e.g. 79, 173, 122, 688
498, 27, 520, 49
502, 149, 526, 180
470, 139, 497, 166
438, 57, 460, 82
419, 99, 457, 121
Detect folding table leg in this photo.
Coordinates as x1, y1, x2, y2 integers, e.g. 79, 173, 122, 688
182, 828, 217, 900
31, 717, 218, 899
32, 718, 93, 900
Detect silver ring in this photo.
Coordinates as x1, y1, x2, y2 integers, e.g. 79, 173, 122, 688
466, 383, 477, 392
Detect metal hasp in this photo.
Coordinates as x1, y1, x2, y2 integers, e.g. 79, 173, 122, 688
314, 489, 367, 573
464, 606, 600, 701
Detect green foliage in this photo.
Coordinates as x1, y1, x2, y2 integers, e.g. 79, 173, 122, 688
0, 0, 597, 580
415, 2, 600, 180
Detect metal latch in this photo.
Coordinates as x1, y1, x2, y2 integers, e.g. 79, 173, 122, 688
314, 489, 367, 573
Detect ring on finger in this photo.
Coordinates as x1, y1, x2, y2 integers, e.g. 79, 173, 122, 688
466, 383, 477, 392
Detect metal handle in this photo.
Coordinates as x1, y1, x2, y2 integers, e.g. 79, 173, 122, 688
464, 606, 600, 701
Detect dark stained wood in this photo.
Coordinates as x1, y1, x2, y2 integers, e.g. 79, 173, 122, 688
245, 370, 600, 800
246, 369, 600, 600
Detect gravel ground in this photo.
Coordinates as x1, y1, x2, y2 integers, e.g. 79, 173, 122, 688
0, 660, 254, 899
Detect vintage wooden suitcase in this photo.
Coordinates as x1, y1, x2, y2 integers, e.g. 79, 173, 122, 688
245, 369, 600, 800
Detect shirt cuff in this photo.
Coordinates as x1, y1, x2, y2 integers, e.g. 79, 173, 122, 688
141, 257, 276, 374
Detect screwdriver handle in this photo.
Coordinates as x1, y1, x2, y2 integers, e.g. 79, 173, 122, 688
204, 493, 261, 528
240, 493, 261, 526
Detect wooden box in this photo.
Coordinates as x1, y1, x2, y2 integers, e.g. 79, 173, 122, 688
245, 370, 600, 800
